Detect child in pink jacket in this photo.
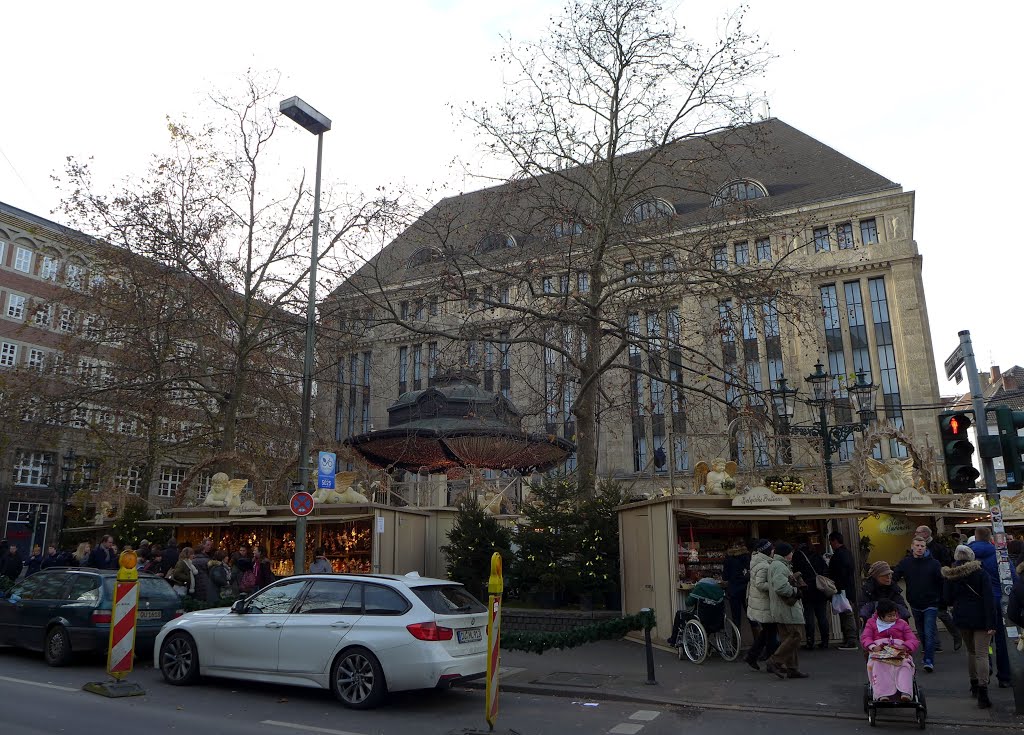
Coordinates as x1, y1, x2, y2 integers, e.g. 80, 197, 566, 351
861, 599, 920, 701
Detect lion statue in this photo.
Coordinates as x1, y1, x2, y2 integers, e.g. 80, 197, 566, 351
203, 472, 247, 508
693, 459, 739, 495
865, 457, 916, 494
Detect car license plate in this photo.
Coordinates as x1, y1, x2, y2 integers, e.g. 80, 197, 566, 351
457, 628, 482, 644
138, 610, 162, 620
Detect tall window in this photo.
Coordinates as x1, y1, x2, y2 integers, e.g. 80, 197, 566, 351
712, 246, 728, 270
756, 237, 772, 262
741, 303, 762, 394
719, 300, 739, 406
763, 299, 783, 388
412, 344, 422, 390
837, 222, 854, 249
334, 358, 345, 442
361, 352, 372, 432
398, 346, 408, 395
427, 342, 439, 386
40, 256, 58, 281
813, 226, 831, 253
0, 342, 16, 367
734, 241, 749, 265
6, 294, 26, 320
158, 466, 186, 498
870, 277, 907, 457
65, 263, 83, 289
820, 285, 853, 460
115, 466, 143, 495
624, 262, 638, 284
14, 246, 32, 273
34, 304, 52, 327
5, 502, 48, 538
13, 451, 52, 486
844, 282, 872, 379
28, 348, 45, 371
498, 333, 511, 399
577, 272, 589, 293
483, 340, 495, 391
59, 308, 75, 333
860, 218, 879, 245
543, 341, 559, 432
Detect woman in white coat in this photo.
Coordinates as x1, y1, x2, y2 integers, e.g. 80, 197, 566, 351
744, 539, 776, 669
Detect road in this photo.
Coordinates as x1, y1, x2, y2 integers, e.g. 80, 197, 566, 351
0, 648, 962, 734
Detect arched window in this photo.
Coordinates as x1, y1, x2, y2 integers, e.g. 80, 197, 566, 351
407, 247, 444, 268
623, 198, 675, 224
711, 179, 768, 207
475, 232, 517, 253
552, 220, 583, 238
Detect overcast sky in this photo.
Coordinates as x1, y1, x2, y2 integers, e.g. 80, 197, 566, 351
2, 1, 1019, 395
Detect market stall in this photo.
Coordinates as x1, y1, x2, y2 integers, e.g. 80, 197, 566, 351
854, 491, 984, 565
141, 502, 429, 577
617, 489, 868, 644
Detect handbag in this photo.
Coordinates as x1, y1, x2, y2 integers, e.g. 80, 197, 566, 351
800, 551, 837, 597
832, 589, 853, 613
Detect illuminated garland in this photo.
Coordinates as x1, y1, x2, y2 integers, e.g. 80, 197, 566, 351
500, 609, 655, 655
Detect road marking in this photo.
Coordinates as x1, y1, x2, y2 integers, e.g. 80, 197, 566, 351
0, 675, 80, 692
609, 725, 644, 735
260, 720, 367, 735
629, 710, 661, 722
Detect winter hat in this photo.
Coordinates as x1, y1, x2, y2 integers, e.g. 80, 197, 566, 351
774, 541, 794, 557
954, 544, 975, 562
914, 525, 933, 540
868, 561, 893, 579
755, 539, 773, 555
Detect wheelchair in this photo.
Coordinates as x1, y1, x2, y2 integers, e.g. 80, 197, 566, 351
670, 578, 741, 664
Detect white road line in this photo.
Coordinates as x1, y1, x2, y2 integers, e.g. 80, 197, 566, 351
609, 724, 644, 735
260, 720, 367, 735
629, 710, 661, 722
0, 675, 80, 692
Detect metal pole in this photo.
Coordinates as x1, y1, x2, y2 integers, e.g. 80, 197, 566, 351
960, 330, 1022, 711
641, 608, 657, 685
820, 403, 834, 495
295, 131, 324, 576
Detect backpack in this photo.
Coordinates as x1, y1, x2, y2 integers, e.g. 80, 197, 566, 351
240, 566, 258, 592
210, 564, 228, 588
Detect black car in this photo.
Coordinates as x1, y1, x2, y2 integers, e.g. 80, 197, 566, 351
0, 567, 183, 665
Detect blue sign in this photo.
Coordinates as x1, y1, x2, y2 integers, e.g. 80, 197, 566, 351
317, 451, 336, 490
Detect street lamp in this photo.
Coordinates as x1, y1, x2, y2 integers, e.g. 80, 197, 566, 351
54, 448, 97, 548
281, 95, 331, 576
768, 362, 877, 494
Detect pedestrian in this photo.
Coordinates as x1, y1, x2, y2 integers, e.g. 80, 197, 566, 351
251, 546, 274, 588
968, 527, 1019, 688
142, 549, 163, 575
234, 545, 256, 594
860, 561, 910, 621
893, 536, 944, 672
73, 542, 92, 566
0, 543, 24, 583
1009, 539, 1024, 576
40, 544, 60, 569
87, 535, 117, 570
26, 545, 43, 576
1009, 571, 1024, 630
161, 536, 179, 574
765, 541, 808, 679
914, 525, 963, 652
208, 550, 232, 600
827, 532, 859, 650
794, 536, 829, 650
169, 546, 198, 599
722, 538, 750, 630
309, 548, 333, 574
192, 538, 214, 603
744, 539, 777, 670
862, 599, 919, 703
942, 544, 997, 708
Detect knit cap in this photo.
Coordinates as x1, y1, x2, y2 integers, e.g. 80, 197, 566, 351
868, 560, 893, 578
774, 541, 794, 557
954, 544, 975, 562
755, 539, 773, 555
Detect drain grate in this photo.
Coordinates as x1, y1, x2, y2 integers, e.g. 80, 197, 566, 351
533, 671, 619, 688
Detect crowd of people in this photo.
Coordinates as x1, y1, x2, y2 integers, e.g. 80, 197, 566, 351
722, 526, 1024, 710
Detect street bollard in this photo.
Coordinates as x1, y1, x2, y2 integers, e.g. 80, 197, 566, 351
83, 550, 146, 698
641, 607, 657, 685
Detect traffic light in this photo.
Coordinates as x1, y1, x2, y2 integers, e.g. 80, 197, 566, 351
993, 405, 1024, 490
938, 411, 981, 492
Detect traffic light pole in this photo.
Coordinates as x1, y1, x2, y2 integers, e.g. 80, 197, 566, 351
960, 330, 1022, 712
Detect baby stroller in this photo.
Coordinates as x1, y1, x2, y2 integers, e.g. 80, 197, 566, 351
670, 578, 740, 664
862, 651, 927, 729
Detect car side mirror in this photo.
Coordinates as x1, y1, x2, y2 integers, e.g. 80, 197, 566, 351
231, 597, 247, 614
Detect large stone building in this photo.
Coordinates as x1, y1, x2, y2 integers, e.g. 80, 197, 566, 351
0, 201, 304, 552
325, 119, 941, 494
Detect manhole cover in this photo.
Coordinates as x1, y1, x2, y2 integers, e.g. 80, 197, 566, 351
533, 672, 619, 687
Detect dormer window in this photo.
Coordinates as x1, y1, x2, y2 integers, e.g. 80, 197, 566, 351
553, 220, 583, 238
408, 246, 444, 268
475, 232, 517, 253
711, 179, 768, 207
623, 198, 675, 224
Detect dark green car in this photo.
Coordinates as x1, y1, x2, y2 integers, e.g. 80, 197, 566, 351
0, 567, 183, 666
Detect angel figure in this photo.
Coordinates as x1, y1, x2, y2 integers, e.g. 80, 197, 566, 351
693, 459, 739, 495
865, 457, 916, 494
203, 472, 247, 508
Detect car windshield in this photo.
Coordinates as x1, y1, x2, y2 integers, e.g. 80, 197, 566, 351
413, 585, 486, 615
102, 577, 179, 602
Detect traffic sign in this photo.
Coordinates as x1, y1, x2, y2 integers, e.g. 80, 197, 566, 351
290, 491, 315, 517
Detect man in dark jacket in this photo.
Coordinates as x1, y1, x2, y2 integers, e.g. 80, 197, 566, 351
161, 536, 179, 575
1009, 575, 1024, 629
827, 532, 858, 650
0, 543, 24, 583
40, 544, 61, 569
722, 539, 751, 634
969, 527, 1020, 687
914, 525, 962, 652
894, 536, 944, 672
795, 537, 829, 649
87, 535, 117, 570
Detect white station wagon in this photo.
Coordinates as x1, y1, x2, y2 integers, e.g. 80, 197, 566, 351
155, 572, 488, 708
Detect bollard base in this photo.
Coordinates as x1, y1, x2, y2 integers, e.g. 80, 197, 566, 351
83, 680, 146, 698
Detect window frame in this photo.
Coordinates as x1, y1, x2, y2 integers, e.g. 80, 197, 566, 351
13, 246, 33, 273
6, 293, 26, 320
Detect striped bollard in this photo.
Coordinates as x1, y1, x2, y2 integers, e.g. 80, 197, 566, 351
485, 552, 503, 732
83, 550, 146, 698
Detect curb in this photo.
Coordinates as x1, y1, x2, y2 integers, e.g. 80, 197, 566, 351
464, 680, 1024, 730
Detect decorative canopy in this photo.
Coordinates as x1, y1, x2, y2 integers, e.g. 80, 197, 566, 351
344, 373, 575, 472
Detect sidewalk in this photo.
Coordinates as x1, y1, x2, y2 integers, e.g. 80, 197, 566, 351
473, 632, 1024, 729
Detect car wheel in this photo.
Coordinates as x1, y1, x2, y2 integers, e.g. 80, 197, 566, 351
331, 646, 386, 709
159, 632, 200, 685
44, 625, 72, 667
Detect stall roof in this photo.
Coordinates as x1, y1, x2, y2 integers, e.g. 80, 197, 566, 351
140, 514, 376, 527
858, 505, 982, 517
672, 506, 868, 522
955, 516, 1024, 530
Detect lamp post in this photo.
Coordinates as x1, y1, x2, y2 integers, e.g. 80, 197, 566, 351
769, 361, 877, 495
280, 96, 331, 575
53, 448, 97, 549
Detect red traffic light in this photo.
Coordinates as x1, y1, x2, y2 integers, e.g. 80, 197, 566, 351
950, 416, 960, 435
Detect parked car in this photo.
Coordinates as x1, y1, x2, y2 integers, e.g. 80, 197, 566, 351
0, 567, 183, 666
155, 572, 488, 708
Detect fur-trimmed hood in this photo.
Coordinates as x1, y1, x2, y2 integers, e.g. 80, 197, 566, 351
942, 560, 982, 580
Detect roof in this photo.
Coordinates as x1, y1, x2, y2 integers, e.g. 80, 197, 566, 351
948, 365, 1024, 412
337, 118, 901, 295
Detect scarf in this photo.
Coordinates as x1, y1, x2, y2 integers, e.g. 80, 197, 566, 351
183, 559, 198, 593
876, 619, 897, 633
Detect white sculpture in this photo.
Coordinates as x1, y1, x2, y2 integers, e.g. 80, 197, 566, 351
693, 459, 738, 495
203, 472, 247, 508
865, 457, 916, 494
313, 474, 370, 504
93, 501, 114, 525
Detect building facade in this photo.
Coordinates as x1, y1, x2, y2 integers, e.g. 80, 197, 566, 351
323, 119, 941, 494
